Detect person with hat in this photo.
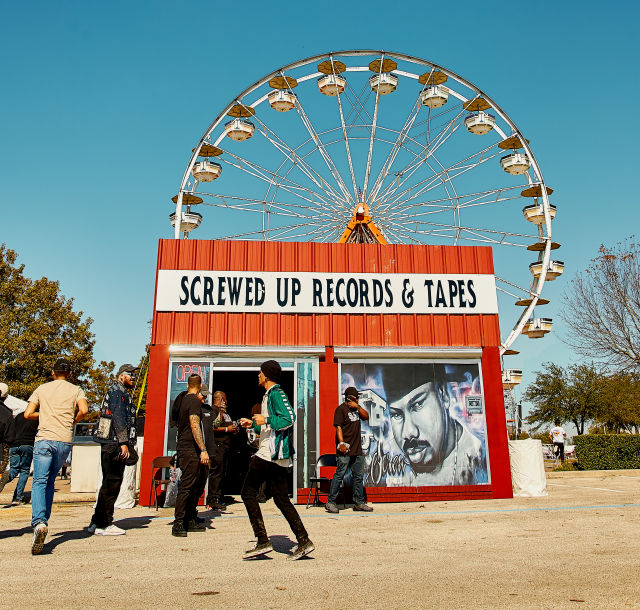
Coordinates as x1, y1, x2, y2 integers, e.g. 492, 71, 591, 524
23, 357, 88, 554
0, 382, 17, 492
88, 363, 139, 536
325, 387, 374, 514
238, 360, 314, 560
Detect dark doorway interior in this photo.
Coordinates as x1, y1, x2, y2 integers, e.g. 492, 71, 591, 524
208, 369, 294, 496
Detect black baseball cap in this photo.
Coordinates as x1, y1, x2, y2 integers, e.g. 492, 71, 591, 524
53, 358, 71, 373
344, 386, 360, 399
117, 364, 138, 376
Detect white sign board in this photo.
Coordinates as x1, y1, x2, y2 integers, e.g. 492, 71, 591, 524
156, 270, 498, 315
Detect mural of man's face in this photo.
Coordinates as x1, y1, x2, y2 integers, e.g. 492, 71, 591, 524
389, 381, 447, 473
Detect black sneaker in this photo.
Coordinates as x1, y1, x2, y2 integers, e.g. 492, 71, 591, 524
353, 504, 374, 512
243, 540, 273, 559
289, 539, 315, 560
324, 502, 339, 514
171, 522, 187, 537
187, 519, 207, 532
209, 500, 227, 511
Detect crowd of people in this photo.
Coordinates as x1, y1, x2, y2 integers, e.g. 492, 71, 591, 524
0, 357, 346, 560
170, 360, 315, 560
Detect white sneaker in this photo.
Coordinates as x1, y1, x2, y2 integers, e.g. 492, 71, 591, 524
87, 523, 97, 534
94, 524, 126, 536
31, 523, 48, 555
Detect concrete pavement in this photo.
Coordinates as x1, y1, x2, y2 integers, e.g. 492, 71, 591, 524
1, 470, 639, 609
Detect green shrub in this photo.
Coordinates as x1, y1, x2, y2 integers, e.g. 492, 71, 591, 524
574, 434, 640, 470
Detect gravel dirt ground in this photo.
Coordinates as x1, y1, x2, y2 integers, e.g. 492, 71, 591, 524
1, 470, 639, 609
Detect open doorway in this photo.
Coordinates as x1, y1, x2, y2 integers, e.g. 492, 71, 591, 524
207, 368, 295, 496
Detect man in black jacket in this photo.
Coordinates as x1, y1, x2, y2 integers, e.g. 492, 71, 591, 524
0, 382, 16, 493
7, 411, 38, 504
88, 364, 138, 536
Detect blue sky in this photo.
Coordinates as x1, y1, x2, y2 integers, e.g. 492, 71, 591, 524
2, 1, 639, 425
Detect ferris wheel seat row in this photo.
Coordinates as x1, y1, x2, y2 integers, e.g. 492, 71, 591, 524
502, 368, 523, 388
529, 260, 564, 281
522, 317, 553, 338
523, 203, 557, 224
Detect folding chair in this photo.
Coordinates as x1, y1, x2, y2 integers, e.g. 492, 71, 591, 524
149, 456, 173, 510
306, 454, 346, 509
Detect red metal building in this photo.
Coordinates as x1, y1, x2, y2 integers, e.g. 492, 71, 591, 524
139, 239, 512, 505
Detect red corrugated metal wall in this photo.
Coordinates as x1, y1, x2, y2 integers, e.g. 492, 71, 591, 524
152, 240, 500, 348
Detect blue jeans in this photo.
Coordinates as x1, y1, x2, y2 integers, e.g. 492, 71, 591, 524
31, 440, 72, 528
9, 445, 34, 502
328, 454, 365, 505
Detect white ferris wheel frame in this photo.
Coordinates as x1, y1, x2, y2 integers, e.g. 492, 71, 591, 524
171, 50, 555, 354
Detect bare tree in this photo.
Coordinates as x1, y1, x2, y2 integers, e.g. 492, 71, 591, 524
562, 239, 640, 371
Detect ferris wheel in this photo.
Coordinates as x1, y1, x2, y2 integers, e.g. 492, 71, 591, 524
170, 50, 562, 354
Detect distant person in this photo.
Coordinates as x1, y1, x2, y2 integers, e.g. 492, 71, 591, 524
239, 360, 314, 560
207, 390, 237, 511
325, 386, 373, 514
23, 358, 88, 555
8, 411, 38, 505
88, 364, 139, 536
550, 420, 566, 462
0, 382, 17, 491
172, 374, 209, 537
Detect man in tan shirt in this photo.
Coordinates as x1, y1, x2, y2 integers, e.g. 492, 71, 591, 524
24, 357, 88, 555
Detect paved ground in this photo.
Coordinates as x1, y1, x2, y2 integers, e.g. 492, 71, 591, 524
1, 470, 639, 609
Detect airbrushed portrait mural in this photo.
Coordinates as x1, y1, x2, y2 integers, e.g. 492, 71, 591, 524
340, 362, 489, 487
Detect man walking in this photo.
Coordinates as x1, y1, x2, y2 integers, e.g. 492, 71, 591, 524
325, 387, 373, 514
550, 419, 567, 463
7, 410, 38, 505
89, 364, 138, 536
23, 358, 88, 554
172, 374, 209, 537
239, 360, 314, 560
0, 382, 16, 492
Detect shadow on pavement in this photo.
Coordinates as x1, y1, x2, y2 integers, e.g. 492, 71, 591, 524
0, 525, 31, 540
42, 529, 93, 554
270, 534, 297, 554
41, 516, 155, 554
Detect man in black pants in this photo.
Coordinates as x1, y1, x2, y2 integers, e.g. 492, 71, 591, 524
207, 390, 237, 511
172, 374, 209, 537
239, 360, 314, 560
89, 364, 138, 536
